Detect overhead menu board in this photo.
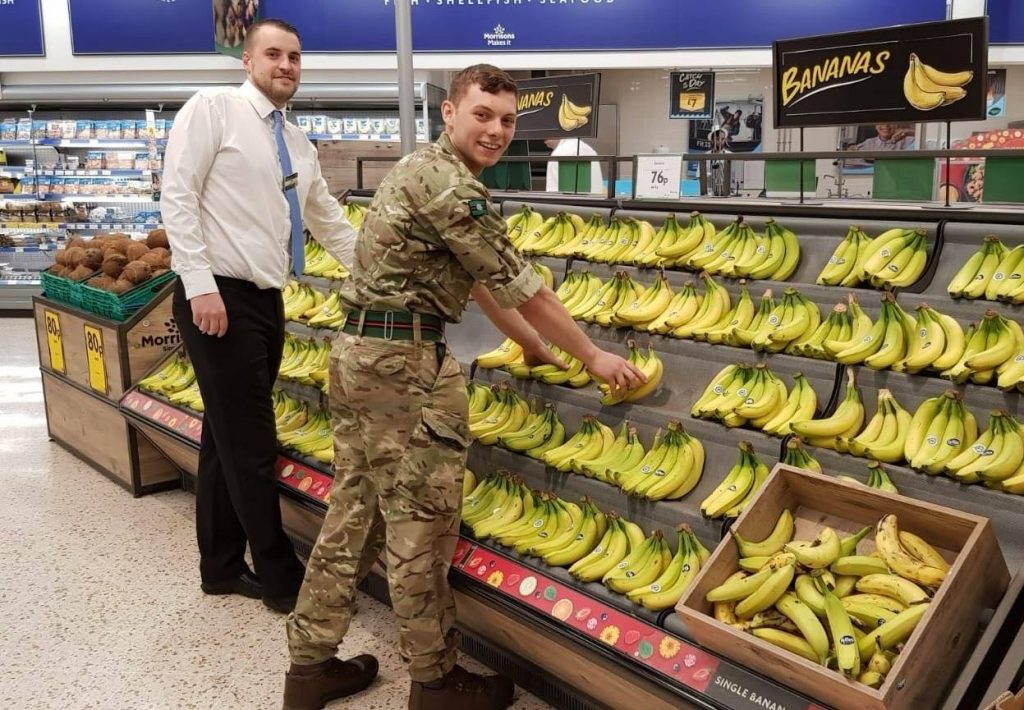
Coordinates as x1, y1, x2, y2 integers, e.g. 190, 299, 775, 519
0, 0, 44, 57
69, 0, 215, 55
773, 18, 988, 129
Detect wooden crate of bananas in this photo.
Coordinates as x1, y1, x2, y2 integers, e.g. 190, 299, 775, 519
677, 465, 1009, 710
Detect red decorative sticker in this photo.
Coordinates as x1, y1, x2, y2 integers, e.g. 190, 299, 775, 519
121, 391, 202, 443
453, 541, 719, 693
275, 456, 334, 504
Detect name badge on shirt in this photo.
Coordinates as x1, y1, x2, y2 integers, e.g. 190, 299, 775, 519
283, 172, 298, 192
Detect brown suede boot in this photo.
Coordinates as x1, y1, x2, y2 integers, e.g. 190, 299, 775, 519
283, 655, 379, 710
408, 665, 515, 710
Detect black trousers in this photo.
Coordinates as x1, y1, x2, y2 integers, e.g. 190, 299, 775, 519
173, 277, 305, 599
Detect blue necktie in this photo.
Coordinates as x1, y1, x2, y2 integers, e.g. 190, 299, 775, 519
272, 110, 304, 277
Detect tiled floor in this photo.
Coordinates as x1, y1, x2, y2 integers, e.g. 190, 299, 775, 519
0, 315, 553, 710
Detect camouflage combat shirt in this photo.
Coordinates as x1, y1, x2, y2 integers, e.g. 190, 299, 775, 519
339, 133, 542, 322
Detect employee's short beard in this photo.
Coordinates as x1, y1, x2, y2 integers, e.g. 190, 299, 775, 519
257, 75, 297, 106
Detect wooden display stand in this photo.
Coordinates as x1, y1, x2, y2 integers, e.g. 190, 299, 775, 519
41, 371, 180, 495
33, 288, 182, 495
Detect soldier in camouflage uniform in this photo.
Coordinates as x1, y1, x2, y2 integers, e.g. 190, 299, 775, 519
283, 65, 645, 710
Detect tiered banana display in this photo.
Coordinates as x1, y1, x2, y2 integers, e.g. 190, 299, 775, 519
138, 353, 204, 412
302, 234, 350, 280
505, 207, 800, 279
816, 226, 929, 289
273, 390, 333, 463
699, 442, 771, 519
948, 236, 1024, 302
282, 281, 346, 329
462, 470, 712, 610
278, 334, 330, 392
691, 364, 817, 437
837, 461, 900, 494
707, 511, 943, 685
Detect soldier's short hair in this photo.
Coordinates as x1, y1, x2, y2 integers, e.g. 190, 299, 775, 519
448, 65, 517, 105
244, 18, 302, 52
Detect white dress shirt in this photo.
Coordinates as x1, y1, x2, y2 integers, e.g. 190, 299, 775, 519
545, 138, 604, 194
161, 80, 356, 298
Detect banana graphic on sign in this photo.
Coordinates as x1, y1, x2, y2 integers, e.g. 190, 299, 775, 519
558, 94, 593, 131
903, 53, 972, 111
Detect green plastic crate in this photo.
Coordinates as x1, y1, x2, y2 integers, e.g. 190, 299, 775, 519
80, 269, 177, 322
40, 269, 93, 308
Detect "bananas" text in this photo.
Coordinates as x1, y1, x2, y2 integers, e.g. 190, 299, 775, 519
518, 90, 554, 112
781, 50, 890, 107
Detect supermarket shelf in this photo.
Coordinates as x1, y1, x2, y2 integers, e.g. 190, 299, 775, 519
4, 194, 155, 203
308, 133, 424, 143
0, 168, 153, 178
0, 139, 165, 149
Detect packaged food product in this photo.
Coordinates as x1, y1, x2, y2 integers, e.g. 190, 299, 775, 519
370, 118, 385, 135
61, 120, 77, 139
75, 120, 93, 139
85, 152, 105, 170
342, 118, 358, 134
32, 120, 47, 140
311, 115, 328, 135
46, 121, 63, 140
327, 117, 343, 136
1, 119, 18, 141
296, 115, 312, 134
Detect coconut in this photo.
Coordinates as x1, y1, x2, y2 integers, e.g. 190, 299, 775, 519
88, 275, 116, 290
64, 246, 86, 267
109, 279, 135, 294
125, 241, 149, 261
101, 254, 128, 278
146, 228, 169, 250
81, 248, 104, 270
121, 260, 152, 284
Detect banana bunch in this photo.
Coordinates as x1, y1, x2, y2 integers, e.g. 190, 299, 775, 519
568, 512, 645, 581
680, 217, 799, 281
575, 271, 645, 326
612, 273, 676, 328
305, 290, 346, 329
736, 287, 822, 354
165, 380, 204, 411
816, 226, 874, 286
654, 211, 716, 267
791, 295, 867, 360
467, 382, 531, 445
616, 421, 705, 501
781, 437, 822, 474
556, 270, 605, 317
903, 391, 977, 474
468, 383, 569, 458
842, 389, 913, 464
836, 461, 899, 494
626, 525, 711, 611
646, 274, 732, 339
533, 262, 555, 289
541, 414, 616, 473
506, 204, 545, 247
945, 410, 1024, 486
604, 529, 671, 595
278, 402, 333, 463
342, 202, 368, 230
948, 236, 1024, 302
711, 511, 939, 684
823, 293, 917, 371
688, 283, 755, 344
692, 364, 817, 437
282, 280, 324, 322
303, 235, 349, 280
476, 338, 524, 369
278, 334, 330, 388
273, 389, 307, 437
497, 402, 566, 458
578, 423, 646, 485
598, 340, 664, 405
904, 53, 972, 111
790, 369, 864, 451
549, 214, 606, 259
515, 212, 588, 256
506, 346, 592, 388
558, 94, 592, 131
573, 216, 661, 266
139, 352, 197, 399
941, 310, 1024, 385
863, 228, 930, 289
700, 441, 771, 519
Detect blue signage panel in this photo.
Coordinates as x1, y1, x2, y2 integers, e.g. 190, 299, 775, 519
987, 0, 1024, 44
0, 1, 45, 57
69, 0, 215, 54
263, 0, 947, 52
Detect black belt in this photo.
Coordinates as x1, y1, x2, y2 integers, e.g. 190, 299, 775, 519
342, 310, 446, 342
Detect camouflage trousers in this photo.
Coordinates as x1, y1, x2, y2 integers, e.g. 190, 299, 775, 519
286, 332, 469, 683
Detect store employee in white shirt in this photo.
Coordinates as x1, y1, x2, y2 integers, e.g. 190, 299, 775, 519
161, 18, 357, 614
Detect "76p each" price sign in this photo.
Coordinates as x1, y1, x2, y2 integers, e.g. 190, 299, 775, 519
634, 154, 683, 200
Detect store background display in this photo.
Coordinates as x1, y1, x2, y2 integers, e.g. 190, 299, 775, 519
0, 0, 44, 57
